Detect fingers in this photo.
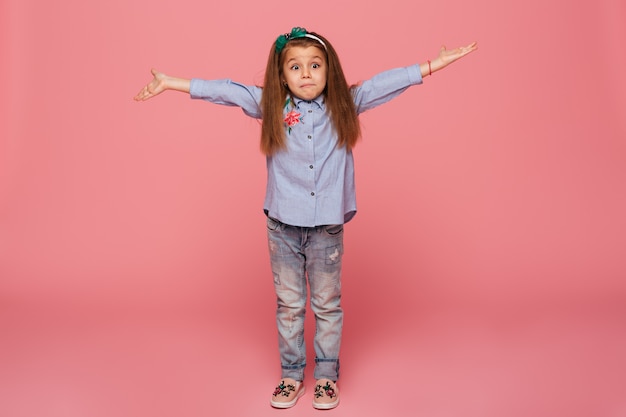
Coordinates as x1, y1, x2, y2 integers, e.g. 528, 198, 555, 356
134, 85, 154, 101
133, 68, 160, 101
133, 86, 148, 101
463, 41, 478, 53
459, 42, 478, 55
441, 42, 478, 55
440, 42, 478, 61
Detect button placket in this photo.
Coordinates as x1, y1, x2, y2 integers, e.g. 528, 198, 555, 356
302, 102, 316, 199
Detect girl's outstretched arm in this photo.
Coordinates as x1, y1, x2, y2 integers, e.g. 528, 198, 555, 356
134, 68, 191, 101
420, 41, 478, 77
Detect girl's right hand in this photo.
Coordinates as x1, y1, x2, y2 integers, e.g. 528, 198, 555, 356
134, 68, 169, 101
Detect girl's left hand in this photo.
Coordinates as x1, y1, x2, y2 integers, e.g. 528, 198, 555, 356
438, 42, 478, 66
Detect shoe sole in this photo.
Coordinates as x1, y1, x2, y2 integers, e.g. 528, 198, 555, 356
312, 397, 339, 410
270, 386, 305, 409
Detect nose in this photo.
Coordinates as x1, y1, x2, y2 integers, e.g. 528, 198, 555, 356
301, 68, 311, 78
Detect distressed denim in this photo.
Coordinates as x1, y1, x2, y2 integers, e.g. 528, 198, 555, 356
266, 216, 343, 381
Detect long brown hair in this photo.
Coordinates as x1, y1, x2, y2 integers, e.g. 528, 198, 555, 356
260, 32, 361, 156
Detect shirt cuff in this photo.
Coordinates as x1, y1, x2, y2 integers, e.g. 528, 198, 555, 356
406, 64, 423, 85
189, 78, 207, 99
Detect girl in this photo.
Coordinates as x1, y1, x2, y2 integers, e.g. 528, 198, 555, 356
134, 27, 477, 410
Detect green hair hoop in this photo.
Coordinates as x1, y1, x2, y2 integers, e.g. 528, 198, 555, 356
275, 27, 327, 53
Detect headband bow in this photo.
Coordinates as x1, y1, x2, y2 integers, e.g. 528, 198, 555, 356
275, 27, 327, 53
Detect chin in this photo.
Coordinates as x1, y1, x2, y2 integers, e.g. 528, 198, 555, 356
299, 93, 322, 101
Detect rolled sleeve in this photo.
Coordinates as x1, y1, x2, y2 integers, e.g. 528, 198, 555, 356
190, 78, 263, 119
353, 64, 423, 114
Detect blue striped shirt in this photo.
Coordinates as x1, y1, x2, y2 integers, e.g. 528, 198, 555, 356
189, 64, 422, 227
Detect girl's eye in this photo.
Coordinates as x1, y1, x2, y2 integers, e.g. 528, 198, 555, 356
291, 65, 300, 70
312, 63, 320, 69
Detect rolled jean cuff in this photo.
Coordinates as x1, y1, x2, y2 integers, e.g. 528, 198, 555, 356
314, 358, 340, 381
282, 362, 306, 381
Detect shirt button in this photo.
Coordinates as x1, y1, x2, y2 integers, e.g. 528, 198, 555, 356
307, 135, 312, 139
308, 110, 312, 113
309, 165, 314, 169
311, 192, 315, 196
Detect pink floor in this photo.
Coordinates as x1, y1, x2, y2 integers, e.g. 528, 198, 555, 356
1, 299, 624, 417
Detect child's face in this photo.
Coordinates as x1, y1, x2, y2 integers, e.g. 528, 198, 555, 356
282, 46, 327, 101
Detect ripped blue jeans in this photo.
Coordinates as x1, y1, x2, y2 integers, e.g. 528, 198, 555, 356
266, 216, 343, 382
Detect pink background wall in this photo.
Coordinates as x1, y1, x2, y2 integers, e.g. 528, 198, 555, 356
1, 0, 625, 416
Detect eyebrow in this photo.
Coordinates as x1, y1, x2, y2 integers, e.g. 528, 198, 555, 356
286, 56, 324, 64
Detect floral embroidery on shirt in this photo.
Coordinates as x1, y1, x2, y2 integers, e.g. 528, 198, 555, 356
283, 97, 302, 134
284, 110, 301, 132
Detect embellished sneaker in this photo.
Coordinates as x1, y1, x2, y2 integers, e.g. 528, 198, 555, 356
270, 378, 305, 409
312, 379, 339, 410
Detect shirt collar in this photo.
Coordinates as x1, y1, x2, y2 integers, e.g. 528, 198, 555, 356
293, 95, 325, 110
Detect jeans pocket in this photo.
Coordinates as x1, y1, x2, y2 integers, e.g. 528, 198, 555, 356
267, 216, 281, 232
323, 224, 343, 236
